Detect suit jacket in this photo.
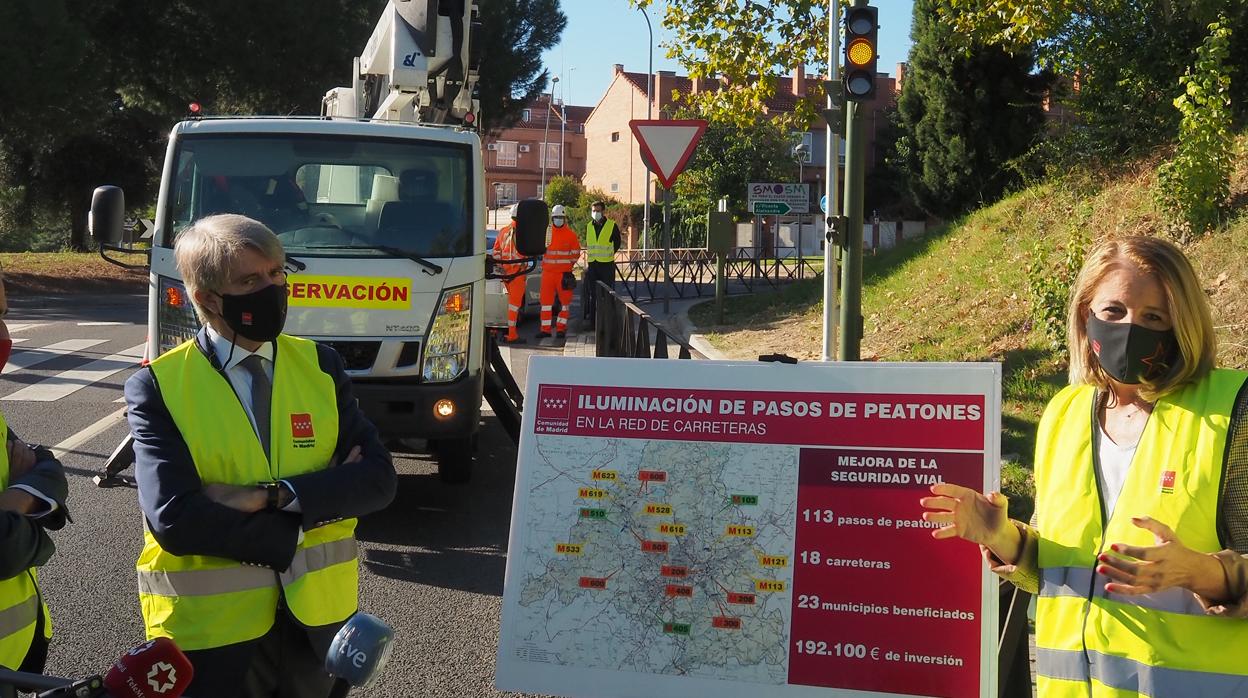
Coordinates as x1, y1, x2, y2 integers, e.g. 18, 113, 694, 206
0, 429, 69, 580
124, 330, 396, 572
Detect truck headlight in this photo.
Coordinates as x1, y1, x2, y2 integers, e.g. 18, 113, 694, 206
422, 285, 471, 383
158, 277, 201, 356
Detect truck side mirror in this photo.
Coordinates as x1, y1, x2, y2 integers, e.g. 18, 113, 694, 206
90, 186, 126, 246
512, 198, 548, 257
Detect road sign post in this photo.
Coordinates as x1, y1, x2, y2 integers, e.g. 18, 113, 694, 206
630, 120, 708, 314
751, 201, 792, 216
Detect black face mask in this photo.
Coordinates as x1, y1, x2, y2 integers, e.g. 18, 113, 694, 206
1086, 312, 1178, 384
217, 283, 288, 343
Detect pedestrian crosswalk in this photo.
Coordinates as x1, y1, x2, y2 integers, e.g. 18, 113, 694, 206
3, 343, 145, 402
1, 323, 146, 404
2, 339, 108, 375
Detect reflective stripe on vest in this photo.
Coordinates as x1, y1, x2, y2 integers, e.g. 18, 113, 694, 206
141, 335, 358, 651
1037, 648, 1248, 696
1034, 369, 1248, 696
586, 219, 616, 263
543, 227, 582, 273
0, 410, 49, 670
493, 224, 525, 275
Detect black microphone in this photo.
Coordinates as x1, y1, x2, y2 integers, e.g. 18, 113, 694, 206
325, 613, 394, 698
0, 667, 104, 696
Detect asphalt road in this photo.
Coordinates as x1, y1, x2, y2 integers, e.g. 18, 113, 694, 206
1, 293, 574, 697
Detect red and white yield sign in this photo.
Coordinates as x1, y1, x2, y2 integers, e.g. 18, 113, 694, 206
628, 119, 708, 189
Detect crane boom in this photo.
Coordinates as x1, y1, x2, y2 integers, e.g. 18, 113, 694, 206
324, 0, 480, 126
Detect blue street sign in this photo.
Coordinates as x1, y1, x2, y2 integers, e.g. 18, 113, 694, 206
820, 195, 828, 214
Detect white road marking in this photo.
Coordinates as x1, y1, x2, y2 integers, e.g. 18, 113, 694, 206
76, 321, 128, 327
2, 339, 107, 375
10, 338, 28, 344
5, 323, 48, 333
49, 406, 128, 461
3, 343, 145, 402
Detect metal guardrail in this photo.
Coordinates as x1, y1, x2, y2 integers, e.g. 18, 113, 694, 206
613, 247, 821, 303
594, 282, 704, 360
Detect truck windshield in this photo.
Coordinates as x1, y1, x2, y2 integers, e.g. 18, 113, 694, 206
167, 134, 473, 257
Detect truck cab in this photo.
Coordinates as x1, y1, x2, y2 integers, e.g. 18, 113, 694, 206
148, 117, 487, 479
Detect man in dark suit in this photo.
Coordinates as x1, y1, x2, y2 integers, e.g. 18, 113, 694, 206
124, 214, 396, 697
0, 273, 70, 698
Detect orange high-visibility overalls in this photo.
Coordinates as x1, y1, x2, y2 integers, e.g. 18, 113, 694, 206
492, 223, 527, 341
540, 223, 582, 335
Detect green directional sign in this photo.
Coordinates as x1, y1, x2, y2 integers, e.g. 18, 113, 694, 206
751, 201, 791, 215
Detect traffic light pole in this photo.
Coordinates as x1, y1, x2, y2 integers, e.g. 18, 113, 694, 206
821, 0, 841, 362
838, 99, 866, 361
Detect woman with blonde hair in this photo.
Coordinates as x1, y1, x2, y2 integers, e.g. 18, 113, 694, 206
921, 235, 1248, 696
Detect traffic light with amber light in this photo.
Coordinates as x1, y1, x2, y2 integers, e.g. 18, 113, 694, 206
843, 2, 878, 102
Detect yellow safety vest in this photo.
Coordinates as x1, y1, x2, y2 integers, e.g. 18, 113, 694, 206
0, 410, 52, 670
585, 219, 616, 263
138, 334, 358, 651
1034, 369, 1248, 697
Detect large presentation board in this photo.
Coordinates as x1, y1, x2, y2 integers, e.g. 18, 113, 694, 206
498, 357, 1001, 698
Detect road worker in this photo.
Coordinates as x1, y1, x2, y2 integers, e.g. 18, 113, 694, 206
492, 206, 528, 344
536, 205, 581, 340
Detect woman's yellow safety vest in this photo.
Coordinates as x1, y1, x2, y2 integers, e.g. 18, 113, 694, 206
585, 219, 616, 263
1035, 369, 1248, 697
0, 410, 52, 670
138, 334, 358, 651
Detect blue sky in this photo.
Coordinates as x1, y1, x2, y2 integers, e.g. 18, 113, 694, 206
542, 0, 915, 108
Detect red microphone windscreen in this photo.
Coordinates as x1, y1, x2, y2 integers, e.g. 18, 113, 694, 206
103, 637, 195, 698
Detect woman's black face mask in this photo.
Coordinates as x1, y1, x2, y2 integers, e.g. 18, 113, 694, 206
217, 282, 288, 343
1085, 312, 1177, 384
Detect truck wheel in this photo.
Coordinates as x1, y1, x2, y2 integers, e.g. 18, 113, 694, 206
431, 436, 474, 484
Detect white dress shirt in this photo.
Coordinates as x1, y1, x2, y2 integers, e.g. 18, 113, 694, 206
205, 326, 300, 512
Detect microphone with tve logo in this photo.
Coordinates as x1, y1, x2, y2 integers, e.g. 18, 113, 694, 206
326, 613, 394, 698
102, 637, 194, 698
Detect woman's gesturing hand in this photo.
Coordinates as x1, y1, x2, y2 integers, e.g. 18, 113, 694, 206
1099, 516, 1228, 600
919, 483, 1014, 554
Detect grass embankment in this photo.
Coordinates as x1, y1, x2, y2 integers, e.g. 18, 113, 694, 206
692, 143, 1248, 517
0, 251, 148, 294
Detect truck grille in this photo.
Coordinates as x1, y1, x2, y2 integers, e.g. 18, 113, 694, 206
322, 341, 381, 371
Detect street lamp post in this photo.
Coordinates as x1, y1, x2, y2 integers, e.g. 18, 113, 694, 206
639, 6, 654, 252
541, 75, 559, 195
793, 141, 810, 270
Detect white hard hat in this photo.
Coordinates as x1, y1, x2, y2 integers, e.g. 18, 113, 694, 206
508, 204, 518, 219
551, 205, 566, 217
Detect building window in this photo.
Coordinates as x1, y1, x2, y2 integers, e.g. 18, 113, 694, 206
535, 184, 545, 199
494, 182, 517, 206
522, 109, 531, 121
610, 182, 619, 193
542, 143, 561, 169
495, 141, 518, 168
611, 132, 620, 142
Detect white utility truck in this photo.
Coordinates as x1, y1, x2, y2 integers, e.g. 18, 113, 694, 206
90, 0, 543, 483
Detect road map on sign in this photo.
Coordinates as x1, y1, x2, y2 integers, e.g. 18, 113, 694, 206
513, 437, 797, 684
498, 357, 1000, 698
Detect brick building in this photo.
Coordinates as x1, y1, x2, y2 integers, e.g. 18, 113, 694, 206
582, 64, 899, 210
482, 96, 593, 211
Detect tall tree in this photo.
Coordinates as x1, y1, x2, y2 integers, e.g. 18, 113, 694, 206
0, 0, 566, 249
636, 0, 828, 129
476, 0, 567, 134
943, 0, 1248, 150
894, 0, 1046, 218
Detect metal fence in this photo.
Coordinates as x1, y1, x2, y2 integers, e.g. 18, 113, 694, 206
594, 282, 704, 360
612, 247, 822, 303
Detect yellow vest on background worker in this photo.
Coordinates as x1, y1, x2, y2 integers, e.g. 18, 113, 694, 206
1034, 369, 1248, 697
138, 334, 358, 651
0, 411, 52, 670
585, 218, 616, 263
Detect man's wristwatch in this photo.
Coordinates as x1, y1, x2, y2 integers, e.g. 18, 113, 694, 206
260, 482, 283, 511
